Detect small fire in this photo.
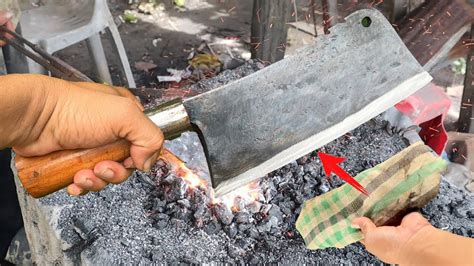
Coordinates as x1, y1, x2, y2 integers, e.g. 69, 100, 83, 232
161, 148, 262, 210
214, 181, 261, 211
161, 149, 207, 188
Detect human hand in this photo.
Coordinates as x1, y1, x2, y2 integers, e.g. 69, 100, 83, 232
351, 212, 433, 264
4, 74, 163, 196
0, 11, 15, 46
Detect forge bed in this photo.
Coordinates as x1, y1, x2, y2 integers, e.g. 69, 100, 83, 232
14, 62, 474, 265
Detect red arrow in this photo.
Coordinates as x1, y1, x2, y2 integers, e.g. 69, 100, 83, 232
317, 152, 369, 196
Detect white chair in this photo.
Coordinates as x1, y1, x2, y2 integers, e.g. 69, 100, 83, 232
20, 0, 136, 88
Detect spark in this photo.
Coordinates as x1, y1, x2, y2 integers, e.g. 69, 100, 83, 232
220, 16, 224, 23
461, 154, 467, 160
446, 11, 452, 17
428, 127, 440, 133
227, 6, 236, 13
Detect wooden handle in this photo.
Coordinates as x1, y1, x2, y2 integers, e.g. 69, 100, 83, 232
15, 140, 189, 198
15, 140, 132, 198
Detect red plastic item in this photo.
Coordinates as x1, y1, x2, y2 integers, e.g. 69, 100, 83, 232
395, 83, 451, 155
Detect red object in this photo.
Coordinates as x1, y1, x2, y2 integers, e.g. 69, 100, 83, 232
395, 84, 451, 155
318, 152, 369, 196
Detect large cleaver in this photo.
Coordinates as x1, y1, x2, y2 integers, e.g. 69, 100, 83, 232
15, 9, 431, 198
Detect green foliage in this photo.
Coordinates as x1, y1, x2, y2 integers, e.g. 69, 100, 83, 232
174, 0, 185, 7
122, 10, 138, 24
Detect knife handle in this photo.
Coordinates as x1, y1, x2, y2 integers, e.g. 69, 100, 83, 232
15, 140, 132, 198
14, 140, 188, 198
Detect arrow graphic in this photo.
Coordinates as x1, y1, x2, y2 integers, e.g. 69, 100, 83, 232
317, 152, 369, 196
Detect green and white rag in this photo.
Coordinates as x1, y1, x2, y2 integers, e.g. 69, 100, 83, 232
296, 142, 447, 249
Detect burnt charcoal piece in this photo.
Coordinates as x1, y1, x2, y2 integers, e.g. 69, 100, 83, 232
247, 201, 262, 214
173, 207, 192, 222
267, 205, 283, 223
204, 219, 222, 235
153, 213, 170, 229
214, 203, 234, 225
165, 178, 189, 202
194, 204, 212, 228
152, 198, 167, 213
224, 223, 238, 238
177, 199, 191, 209
238, 223, 252, 232
234, 211, 253, 224
278, 201, 295, 216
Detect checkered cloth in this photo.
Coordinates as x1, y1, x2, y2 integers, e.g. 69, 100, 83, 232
296, 142, 447, 249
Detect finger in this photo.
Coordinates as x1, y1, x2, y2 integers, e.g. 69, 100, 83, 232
66, 184, 88, 196
130, 146, 161, 171
114, 86, 144, 111
94, 160, 133, 184
352, 217, 376, 234
73, 169, 108, 192
73, 82, 144, 111
123, 157, 135, 169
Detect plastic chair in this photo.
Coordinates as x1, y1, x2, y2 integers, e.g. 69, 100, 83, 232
20, 0, 136, 88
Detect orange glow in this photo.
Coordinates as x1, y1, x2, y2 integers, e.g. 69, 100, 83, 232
161, 148, 206, 188
161, 149, 261, 209
175, 162, 206, 188
216, 181, 261, 211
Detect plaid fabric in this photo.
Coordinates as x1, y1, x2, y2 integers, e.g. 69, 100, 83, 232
296, 142, 447, 249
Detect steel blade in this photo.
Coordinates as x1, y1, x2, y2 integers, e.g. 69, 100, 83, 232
183, 9, 432, 197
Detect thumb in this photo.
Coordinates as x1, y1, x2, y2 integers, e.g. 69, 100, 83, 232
0, 11, 13, 25
352, 217, 376, 235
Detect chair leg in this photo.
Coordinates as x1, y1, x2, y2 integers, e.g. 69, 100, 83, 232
107, 20, 136, 88
86, 33, 113, 85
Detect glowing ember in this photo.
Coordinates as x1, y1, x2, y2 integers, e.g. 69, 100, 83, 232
161, 149, 262, 210
214, 181, 261, 211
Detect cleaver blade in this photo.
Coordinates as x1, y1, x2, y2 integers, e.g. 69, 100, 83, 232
181, 9, 432, 197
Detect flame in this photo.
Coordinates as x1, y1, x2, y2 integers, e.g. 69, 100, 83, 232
161, 148, 206, 188
161, 148, 261, 210
214, 181, 261, 211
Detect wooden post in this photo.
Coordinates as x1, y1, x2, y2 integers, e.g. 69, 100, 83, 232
458, 24, 474, 133
250, 0, 292, 63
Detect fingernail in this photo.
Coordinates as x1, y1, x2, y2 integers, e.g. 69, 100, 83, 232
99, 168, 114, 180
350, 223, 360, 229
80, 178, 94, 188
67, 186, 82, 197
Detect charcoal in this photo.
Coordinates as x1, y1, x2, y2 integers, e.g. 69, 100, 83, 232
214, 203, 234, 225
247, 201, 262, 214
173, 207, 191, 221
232, 196, 246, 212
267, 205, 283, 223
194, 204, 212, 228
238, 223, 252, 232
278, 200, 295, 215
237, 238, 254, 250
165, 178, 189, 202
264, 183, 277, 202
234, 211, 253, 224
260, 204, 272, 214
177, 199, 191, 209
152, 198, 167, 212
162, 174, 176, 185
248, 227, 261, 239
204, 219, 222, 235
224, 223, 238, 238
